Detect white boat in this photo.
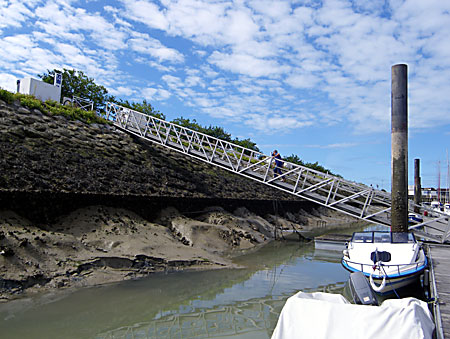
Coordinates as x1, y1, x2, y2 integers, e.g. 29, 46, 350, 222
271, 291, 434, 339
444, 203, 450, 216
341, 231, 427, 294
431, 200, 442, 214
408, 212, 423, 225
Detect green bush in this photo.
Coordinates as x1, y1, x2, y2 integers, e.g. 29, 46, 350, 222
0, 88, 15, 104
0, 88, 109, 125
44, 99, 58, 107
20, 96, 43, 110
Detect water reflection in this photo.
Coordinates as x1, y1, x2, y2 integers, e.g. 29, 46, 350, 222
0, 241, 349, 339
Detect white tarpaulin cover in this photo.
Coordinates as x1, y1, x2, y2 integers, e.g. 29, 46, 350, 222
271, 292, 434, 339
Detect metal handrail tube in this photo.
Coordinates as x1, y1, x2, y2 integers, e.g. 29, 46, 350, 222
342, 258, 426, 276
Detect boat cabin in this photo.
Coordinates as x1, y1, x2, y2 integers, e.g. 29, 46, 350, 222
350, 231, 416, 244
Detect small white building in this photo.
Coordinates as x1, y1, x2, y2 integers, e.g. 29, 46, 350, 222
18, 77, 61, 103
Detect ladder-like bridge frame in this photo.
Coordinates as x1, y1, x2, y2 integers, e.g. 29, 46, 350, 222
103, 103, 450, 243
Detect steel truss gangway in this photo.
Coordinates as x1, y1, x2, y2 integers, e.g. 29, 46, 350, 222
103, 102, 450, 243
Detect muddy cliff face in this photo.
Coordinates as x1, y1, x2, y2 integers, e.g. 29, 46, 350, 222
0, 99, 359, 298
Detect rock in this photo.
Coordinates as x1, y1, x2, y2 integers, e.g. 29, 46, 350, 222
19, 239, 29, 247
17, 107, 30, 114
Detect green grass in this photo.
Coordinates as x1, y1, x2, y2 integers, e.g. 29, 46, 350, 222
0, 88, 110, 125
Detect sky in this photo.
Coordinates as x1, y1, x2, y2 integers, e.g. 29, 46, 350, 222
0, 0, 449, 191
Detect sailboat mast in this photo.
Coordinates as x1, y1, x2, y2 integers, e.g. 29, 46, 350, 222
437, 161, 441, 203
447, 150, 449, 203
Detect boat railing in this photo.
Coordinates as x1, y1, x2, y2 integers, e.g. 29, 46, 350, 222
342, 258, 427, 277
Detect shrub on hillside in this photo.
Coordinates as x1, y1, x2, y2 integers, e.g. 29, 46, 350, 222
0, 88, 109, 125
0, 88, 15, 104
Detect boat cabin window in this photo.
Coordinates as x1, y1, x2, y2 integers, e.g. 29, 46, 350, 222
351, 232, 416, 244
373, 232, 391, 243
351, 232, 373, 243
391, 232, 416, 243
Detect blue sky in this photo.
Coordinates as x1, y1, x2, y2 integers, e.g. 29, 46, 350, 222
1, 0, 449, 191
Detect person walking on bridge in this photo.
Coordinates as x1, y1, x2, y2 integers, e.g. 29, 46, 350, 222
272, 150, 284, 181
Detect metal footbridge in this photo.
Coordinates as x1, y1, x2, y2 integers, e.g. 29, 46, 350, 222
103, 103, 450, 243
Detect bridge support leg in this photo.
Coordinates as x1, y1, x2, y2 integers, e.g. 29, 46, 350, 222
391, 64, 409, 236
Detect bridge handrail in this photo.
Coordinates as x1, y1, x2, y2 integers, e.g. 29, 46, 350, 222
104, 102, 390, 203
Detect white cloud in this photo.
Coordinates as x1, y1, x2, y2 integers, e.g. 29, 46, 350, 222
141, 87, 172, 101
200, 64, 219, 78
121, 0, 262, 49
142, 87, 157, 98
185, 75, 204, 88
203, 106, 240, 119
162, 74, 183, 90
285, 72, 320, 89
147, 61, 176, 72
156, 88, 171, 100
120, 0, 169, 31
0, 34, 36, 62
128, 34, 184, 63
211, 77, 228, 87
245, 113, 314, 132
0, 34, 64, 76
34, 1, 127, 50
110, 86, 134, 97
248, 0, 291, 20
0, 73, 18, 91
304, 142, 358, 149
0, 1, 34, 29
209, 51, 288, 78
104, 5, 118, 13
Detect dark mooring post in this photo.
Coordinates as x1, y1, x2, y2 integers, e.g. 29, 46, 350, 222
391, 64, 409, 236
414, 158, 422, 213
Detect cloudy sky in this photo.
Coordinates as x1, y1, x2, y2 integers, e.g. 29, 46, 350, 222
1, 0, 449, 190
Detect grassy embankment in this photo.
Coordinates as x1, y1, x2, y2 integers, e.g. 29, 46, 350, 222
0, 88, 108, 125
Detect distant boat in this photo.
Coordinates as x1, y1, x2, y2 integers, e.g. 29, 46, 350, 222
444, 203, 450, 216
408, 212, 423, 225
342, 231, 427, 294
430, 200, 442, 215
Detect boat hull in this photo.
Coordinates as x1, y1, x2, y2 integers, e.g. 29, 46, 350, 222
342, 260, 425, 294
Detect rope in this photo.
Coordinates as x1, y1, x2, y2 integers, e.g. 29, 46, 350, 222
370, 251, 401, 298
380, 263, 401, 299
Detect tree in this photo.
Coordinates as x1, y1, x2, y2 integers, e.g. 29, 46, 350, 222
205, 125, 232, 141
284, 154, 304, 166
39, 68, 110, 111
171, 117, 204, 132
232, 138, 259, 152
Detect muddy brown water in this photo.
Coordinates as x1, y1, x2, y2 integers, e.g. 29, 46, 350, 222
0, 226, 371, 339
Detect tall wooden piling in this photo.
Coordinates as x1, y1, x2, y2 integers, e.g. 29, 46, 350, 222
391, 64, 408, 235
414, 159, 422, 213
